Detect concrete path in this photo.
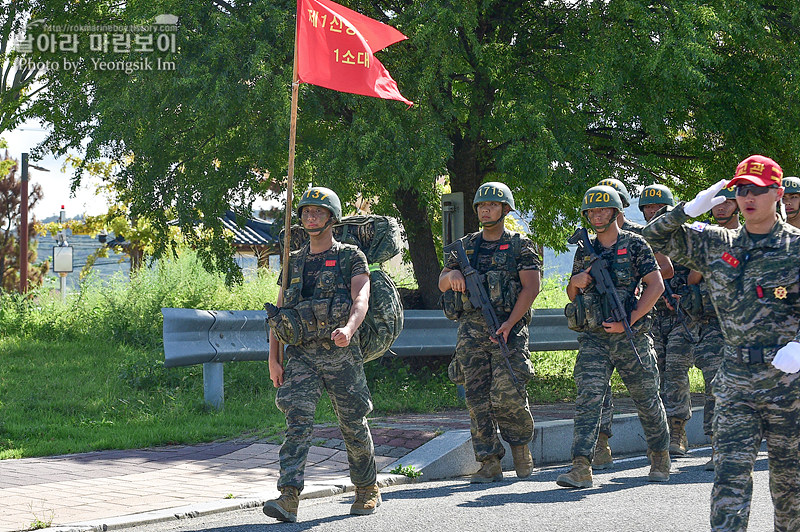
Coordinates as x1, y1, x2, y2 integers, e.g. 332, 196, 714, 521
0, 397, 708, 532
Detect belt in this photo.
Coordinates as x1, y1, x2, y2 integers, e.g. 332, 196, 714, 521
735, 345, 782, 365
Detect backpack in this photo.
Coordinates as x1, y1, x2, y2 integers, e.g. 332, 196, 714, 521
280, 215, 404, 362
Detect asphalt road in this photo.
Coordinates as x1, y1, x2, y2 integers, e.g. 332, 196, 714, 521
120, 448, 774, 532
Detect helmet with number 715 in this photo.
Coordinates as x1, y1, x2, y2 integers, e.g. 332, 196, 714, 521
472, 181, 515, 211
297, 186, 342, 221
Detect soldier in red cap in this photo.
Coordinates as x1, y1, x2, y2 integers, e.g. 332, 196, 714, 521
644, 155, 800, 531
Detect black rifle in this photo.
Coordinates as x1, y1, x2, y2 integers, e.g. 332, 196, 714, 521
568, 227, 643, 366
662, 282, 695, 343
444, 239, 524, 395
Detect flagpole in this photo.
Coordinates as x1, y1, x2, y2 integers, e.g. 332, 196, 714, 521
277, 9, 301, 365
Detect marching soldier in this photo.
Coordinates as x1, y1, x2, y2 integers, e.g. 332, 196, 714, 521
558, 185, 670, 488
644, 155, 800, 531
590, 178, 673, 469
263, 187, 379, 522
439, 182, 540, 483
781, 176, 800, 229
639, 184, 695, 456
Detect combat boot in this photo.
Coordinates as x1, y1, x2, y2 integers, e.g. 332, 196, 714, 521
511, 444, 534, 478
556, 456, 593, 488
593, 432, 613, 470
704, 449, 715, 471
350, 483, 381, 515
647, 449, 671, 482
470, 455, 503, 483
263, 486, 299, 522
668, 417, 688, 456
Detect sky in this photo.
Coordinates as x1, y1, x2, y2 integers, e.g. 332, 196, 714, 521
4, 119, 111, 221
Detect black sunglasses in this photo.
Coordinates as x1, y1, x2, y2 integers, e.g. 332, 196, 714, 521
736, 184, 780, 197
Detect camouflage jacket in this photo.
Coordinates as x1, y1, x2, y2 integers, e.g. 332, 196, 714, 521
643, 203, 800, 348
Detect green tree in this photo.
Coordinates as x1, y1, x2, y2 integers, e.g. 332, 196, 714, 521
25, 0, 800, 306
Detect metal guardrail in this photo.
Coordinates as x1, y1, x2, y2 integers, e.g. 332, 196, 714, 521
162, 307, 578, 408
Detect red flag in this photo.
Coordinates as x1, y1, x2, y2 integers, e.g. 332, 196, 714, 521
296, 0, 413, 106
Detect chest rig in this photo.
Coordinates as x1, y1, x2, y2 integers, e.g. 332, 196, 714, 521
275, 241, 354, 344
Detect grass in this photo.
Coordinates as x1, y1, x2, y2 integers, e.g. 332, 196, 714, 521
0, 251, 706, 459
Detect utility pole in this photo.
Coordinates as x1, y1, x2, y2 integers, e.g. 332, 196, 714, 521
19, 154, 29, 293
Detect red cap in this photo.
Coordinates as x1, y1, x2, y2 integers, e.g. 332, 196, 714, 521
728, 155, 783, 187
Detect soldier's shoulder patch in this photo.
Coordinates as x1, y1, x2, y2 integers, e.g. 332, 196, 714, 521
688, 221, 708, 232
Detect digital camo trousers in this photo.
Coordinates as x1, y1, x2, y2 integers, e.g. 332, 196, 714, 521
275, 341, 376, 492
572, 329, 669, 460
710, 356, 800, 532
455, 316, 535, 461
652, 311, 695, 420
692, 319, 723, 436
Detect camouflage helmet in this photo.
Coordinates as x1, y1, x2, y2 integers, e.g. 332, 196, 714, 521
297, 186, 342, 221
596, 178, 632, 207
473, 181, 515, 211
716, 183, 737, 199
638, 184, 675, 210
581, 185, 624, 213
782, 176, 800, 194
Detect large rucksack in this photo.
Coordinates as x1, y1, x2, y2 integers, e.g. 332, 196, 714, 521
280, 215, 404, 362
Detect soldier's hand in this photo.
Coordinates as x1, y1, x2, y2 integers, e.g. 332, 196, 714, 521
773, 342, 800, 374
269, 359, 284, 387
331, 326, 353, 347
602, 320, 624, 334
493, 321, 513, 343
569, 268, 593, 291
663, 293, 681, 311
448, 270, 466, 292
684, 179, 727, 217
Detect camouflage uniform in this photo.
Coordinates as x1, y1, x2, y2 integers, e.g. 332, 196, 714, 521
444, 230, 539, 461
653, 265, 696, 420
570, 230, 670, 460
274, 241, 377, 493
687, 280, 724, 436
644, 204, 800, 532
597, 219, 644, 438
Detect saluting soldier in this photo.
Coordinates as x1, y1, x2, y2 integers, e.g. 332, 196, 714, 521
439, 182, 541, 483
263, 187, 379, 522
644, 155, 800, 531
558, 185, 670, 489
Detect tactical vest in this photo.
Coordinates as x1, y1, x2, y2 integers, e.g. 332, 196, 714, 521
441, 230, 530, 324
268, 241, 355, 345
576, 231, 640, 331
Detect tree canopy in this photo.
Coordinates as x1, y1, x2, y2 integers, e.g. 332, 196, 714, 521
16, 0, 800, 304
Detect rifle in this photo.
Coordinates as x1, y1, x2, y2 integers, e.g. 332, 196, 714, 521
568, 227, 643, 366
443, 239, 524, 395
662, 282, 695, 343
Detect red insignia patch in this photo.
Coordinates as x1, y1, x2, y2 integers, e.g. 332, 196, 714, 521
499, 244, 510, 250
325, 259, 337, 267
722, 252, 740, 268
756, 285, 764, 298
617, 248, 628, 255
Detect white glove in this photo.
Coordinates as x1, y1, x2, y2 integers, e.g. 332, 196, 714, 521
772, 342, 800, 374
684, 179, 728, 218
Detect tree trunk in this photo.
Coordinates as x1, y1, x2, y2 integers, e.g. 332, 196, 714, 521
447, 135, 484, 235
393, 187, 442, 309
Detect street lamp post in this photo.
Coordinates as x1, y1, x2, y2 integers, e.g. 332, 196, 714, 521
19, 154, 29, 293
